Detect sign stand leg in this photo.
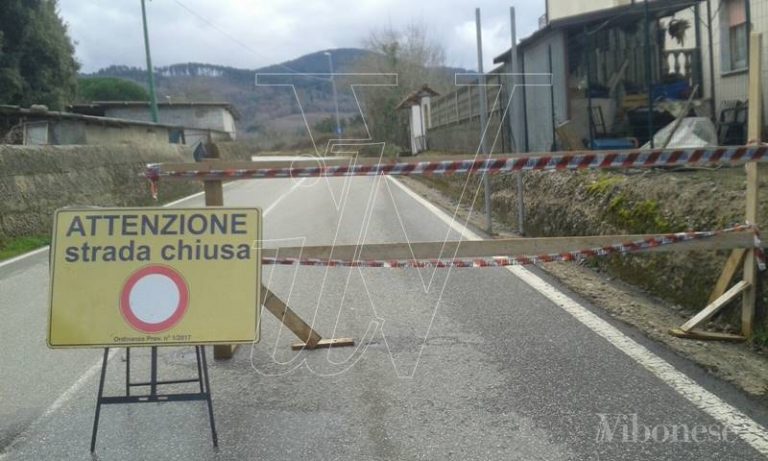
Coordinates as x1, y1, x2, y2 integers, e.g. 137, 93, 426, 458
199, 346, 218, 447
150, 346, 158, 397
89, 346, 218, 453
125, 348, 131, 396
195, 345, 204, 393
90, 348, 110, 453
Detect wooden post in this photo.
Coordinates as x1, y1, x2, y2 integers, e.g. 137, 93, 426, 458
199, 143, 237, 360
743, 163, 759, 337
671, 34, 762, 341
748, 33, 764, 146
743, 32, 763, 338
204, 179, 236, 360
200, 143, 353, 356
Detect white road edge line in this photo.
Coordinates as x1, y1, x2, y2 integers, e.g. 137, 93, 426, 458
0, 182, 242, 459
263, 178, 306, 216
0, 246, 50, 269
0, 349, 120, 460
387, 176, 768, 457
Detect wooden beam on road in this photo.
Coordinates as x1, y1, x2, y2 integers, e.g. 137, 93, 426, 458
668, 329, 746, 342
261, 286, 355, 351
708, 249, 747, 304
260, 232, 756, 261
261, 286, 321, 349
678, 280, 750, 333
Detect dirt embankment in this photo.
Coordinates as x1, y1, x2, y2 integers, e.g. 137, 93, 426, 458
420, 164, 768, 333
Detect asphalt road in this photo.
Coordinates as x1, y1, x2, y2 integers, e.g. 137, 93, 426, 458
2, 174, 768, 460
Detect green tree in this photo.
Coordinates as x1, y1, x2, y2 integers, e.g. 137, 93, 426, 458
0, 0, 79, 110
78, 77, 149, 102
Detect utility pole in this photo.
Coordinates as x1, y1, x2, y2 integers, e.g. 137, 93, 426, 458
476, 8, 492, 234
324, 51, 342, 137
644, 0, 653, 147
509, 7, 525, 236
141, 0, 160, 123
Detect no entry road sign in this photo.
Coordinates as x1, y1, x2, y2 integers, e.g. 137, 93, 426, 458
48, 207, 262, 348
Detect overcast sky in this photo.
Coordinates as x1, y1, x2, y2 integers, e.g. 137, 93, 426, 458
58, 0, 546, 73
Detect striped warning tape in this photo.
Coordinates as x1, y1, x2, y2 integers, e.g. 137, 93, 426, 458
145, 146, 768, 183
751, 223, 767, 271
262, 225, 767, 270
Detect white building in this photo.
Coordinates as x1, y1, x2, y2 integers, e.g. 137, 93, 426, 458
396, 86, 439, 154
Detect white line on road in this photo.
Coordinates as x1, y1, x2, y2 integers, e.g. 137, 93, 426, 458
0, 246, 49, 269
0, 351, 119, 460
387, 176, 768, 457
263, 178, 306, 216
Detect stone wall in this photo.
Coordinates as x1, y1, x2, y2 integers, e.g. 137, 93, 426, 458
0, 144, 201, 241
426, 110, 510, 154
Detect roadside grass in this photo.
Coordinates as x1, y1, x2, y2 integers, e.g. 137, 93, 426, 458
0, 235, 50, 262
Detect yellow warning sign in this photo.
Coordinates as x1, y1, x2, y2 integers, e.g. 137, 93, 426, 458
48, 207, 261, 348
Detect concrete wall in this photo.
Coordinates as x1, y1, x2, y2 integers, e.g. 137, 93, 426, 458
26, 119, 172, 146
84, 124, 170, 146
105, 106, 237, 140
428, 73, 517, 153
0, 144, 201, 241
427, 109, 509, 154
49, 120, 86, 145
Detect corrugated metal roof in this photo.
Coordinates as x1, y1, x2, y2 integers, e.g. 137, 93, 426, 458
494, 0, 703, 64
68, 101, 242, 120
395, 85, 441, 110
0, 105, 185, 130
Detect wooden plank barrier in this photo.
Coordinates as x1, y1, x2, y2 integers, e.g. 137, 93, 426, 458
150, 36, 764, 354
670, 32, 764, 342
162, 152, 763, 351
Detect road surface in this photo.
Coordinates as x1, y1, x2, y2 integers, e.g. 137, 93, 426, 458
1, 174, 768, 460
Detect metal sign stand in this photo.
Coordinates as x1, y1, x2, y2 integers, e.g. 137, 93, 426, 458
90, 346, 218, 453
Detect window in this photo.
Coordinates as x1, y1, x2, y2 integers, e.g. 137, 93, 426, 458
723, 0, 748, 72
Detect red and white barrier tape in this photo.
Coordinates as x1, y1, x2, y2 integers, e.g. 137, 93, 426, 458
146, 146, 768, 185
262, 225, 767, 271
750, 222, 767, 271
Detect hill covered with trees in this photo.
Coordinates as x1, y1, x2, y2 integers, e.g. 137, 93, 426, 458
85, 47, 467, 143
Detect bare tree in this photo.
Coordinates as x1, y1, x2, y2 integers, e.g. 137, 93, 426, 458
352, 22, 450, 154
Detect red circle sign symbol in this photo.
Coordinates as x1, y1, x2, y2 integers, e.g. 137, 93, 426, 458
120, 265, 189, 333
